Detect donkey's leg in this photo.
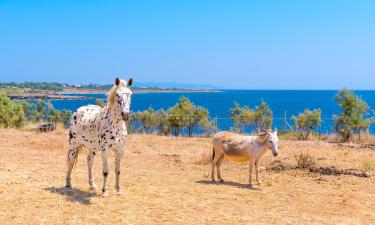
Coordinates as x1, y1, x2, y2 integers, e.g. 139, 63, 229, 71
248, 159, 255, 187
216, 154, 225, 183
87, 151, 96, 190
101, 150, 109, 197
255, 160, 262, 185
211, 150, 222, 182
65, 147, 77, 188
115, 148, 125, 195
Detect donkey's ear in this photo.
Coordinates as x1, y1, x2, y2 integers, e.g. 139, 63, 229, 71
127, 78, 133, 87
115, 77, 120, 86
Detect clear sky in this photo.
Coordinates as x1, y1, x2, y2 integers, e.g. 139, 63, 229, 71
1, 0, 374, 89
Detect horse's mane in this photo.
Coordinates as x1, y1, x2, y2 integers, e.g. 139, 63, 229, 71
106, 84, 118, 105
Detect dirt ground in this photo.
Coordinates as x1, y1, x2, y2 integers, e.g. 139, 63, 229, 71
0, 129, 375, 225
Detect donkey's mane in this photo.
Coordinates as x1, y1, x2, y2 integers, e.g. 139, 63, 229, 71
106, 85, 118, 105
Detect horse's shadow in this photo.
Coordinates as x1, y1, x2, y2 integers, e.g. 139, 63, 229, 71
195, 180, 261, 190
45, 186, 97, 205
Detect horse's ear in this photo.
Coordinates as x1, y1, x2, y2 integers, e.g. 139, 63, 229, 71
115, 77, 120, 86
127, 78, 133, 87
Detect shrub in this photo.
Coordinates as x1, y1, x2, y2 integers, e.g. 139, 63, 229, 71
295, 153, 316, 168
292, 109, 322, 140
362, 160, 375, 171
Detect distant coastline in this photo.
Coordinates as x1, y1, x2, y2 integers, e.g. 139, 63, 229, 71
0, 82, 219, 100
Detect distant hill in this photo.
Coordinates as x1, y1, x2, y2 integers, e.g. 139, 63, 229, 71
0, 81, 222, 91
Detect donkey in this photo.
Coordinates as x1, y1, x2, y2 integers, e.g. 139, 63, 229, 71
211, 129, 279, 187
65, 77, 133, 197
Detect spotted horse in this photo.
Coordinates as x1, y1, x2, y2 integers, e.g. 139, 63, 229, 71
65, 77, 133, 197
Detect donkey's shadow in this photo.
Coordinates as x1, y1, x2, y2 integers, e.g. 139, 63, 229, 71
45, 186, 97, 205
196, 180, 261, 190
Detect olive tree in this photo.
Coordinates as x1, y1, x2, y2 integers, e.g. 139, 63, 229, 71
291, 109, 322, 140
334, 89, 373, 142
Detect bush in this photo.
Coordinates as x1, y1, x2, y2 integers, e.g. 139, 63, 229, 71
0, 93, 25, 128
362, 160, 375, 171
295, 153, 316, 168
292, 109, 322, 140
334, 89, 374, 142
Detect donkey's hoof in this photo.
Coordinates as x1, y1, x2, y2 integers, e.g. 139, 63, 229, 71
219, 179, 224, 183
102, 190, 109, 197
89, 186, 97, 191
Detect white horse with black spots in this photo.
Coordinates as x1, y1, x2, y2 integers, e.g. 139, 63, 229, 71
65, 77, 133, 197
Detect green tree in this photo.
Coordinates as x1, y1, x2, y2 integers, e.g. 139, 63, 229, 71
0, 93, 25, 128
334, 89, 373, 142
292, 109, 322, 140
230, 100, 273, 133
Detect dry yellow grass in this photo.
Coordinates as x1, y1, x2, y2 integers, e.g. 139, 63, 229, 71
0, 129, 375, 224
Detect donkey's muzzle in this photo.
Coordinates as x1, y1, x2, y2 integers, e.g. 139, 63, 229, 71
122, 112, 130, 121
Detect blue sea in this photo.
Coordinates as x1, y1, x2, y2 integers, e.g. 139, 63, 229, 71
51, 90, 375, 134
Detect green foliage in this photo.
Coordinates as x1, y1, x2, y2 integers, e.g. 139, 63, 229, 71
96, 98, 106, 108
0, 93, 25, 128
230, 100, 272, 133
0, 94, 72, 128
0, 82, 64, 91
166, 96, 216, 136
292, 109, 322, 140
334, 89, 374, 142
131, 97, 216, 136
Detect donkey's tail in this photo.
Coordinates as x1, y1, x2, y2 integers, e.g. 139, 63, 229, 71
211, 146, 215, 163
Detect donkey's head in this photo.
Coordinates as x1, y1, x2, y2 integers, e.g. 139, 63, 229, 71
262, 129, 279, 157
107, 77, 133, 121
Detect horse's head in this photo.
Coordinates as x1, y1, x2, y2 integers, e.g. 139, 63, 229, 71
108, 77, 133, 121
264, 129, 279, 157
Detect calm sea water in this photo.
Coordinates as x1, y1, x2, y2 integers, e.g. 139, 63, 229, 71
53, 90, 375, 133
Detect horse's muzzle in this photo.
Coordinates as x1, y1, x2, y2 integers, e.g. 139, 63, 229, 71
122, 112, 130, 121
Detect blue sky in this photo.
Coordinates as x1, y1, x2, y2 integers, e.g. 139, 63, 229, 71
0, 0, 374, 89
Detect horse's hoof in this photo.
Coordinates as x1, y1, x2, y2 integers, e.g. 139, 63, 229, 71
116, 190, 123, 195
211, 179, 216, 183
102, 190, 109, 197
65, 184, 72, 189
219, 179, 224, 183
257, 181, 262, 185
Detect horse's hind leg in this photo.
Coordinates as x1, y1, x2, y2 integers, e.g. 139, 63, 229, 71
216, 154, 225, 183
87, 151, 96, 190
65, 147, 78, 188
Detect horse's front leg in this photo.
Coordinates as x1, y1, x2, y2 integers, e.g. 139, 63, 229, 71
115, 147, 125, 195
101, 150, 109, 197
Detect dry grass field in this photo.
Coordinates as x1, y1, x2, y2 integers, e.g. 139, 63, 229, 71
1, 129, 375, 224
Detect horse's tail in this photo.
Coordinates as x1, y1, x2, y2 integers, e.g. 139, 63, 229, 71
67, 145, 83, 170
